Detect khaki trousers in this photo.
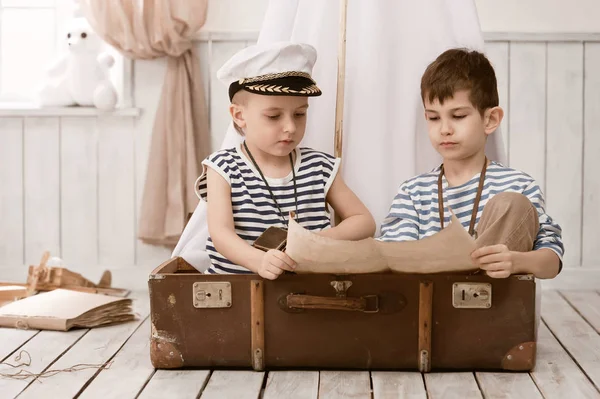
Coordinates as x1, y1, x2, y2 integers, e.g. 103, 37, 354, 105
475, 192, 540, 252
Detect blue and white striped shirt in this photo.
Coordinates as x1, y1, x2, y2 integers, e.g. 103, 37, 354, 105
378, 162, 564, 261
196, 144, 340, 274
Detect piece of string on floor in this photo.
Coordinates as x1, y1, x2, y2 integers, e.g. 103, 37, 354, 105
0, 350, 113, 380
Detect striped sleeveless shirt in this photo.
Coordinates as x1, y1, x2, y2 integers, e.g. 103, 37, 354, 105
196, 143, 340, 274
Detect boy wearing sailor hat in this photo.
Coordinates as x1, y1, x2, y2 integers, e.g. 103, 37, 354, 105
195, 41, 376, 279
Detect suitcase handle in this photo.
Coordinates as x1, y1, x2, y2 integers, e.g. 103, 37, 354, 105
284, 293, 379, 313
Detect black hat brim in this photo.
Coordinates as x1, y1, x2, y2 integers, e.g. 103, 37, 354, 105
229, 75, 322, 101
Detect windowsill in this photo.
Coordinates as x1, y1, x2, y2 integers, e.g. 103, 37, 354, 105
0, 103, 141, 117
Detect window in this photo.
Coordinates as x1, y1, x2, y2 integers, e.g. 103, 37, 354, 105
0, 0, 126, 106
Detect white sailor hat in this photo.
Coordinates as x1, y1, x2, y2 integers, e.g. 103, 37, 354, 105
216, 41, 322, 101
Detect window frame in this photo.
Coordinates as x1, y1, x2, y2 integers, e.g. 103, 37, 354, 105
0, 0, 133, 108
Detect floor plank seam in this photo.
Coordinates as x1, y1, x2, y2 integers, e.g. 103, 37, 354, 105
557, 290, 600, 334
133, 368, 156, 399
1, 331, 41, 363
423, 373, 432, 398
16, 328, 92, 397
72, 314, 151, 399
540, 317, 600, 395
316, 371, 321, 399
195, 369, 214, 398
472, 372, 485, 399
258, 371, 268, 399
420, 373, 430, 399
526, 369, 545, 398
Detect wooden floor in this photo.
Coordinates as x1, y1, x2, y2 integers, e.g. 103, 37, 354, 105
1, 290, 600, 399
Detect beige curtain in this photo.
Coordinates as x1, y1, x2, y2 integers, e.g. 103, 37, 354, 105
79, 0, 211, 246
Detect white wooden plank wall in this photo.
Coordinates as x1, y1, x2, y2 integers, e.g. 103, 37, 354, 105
23, 118, 60, 266
0, 35, 598, 287
0, 116, 145, 274
486, 39, 597, 269
0, 118, 24, 266
583, 43, 600, 268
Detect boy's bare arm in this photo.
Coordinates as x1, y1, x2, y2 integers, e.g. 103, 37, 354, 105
206, 168, 295, 278
206, 168, 263, 271
320, 174, 377, 240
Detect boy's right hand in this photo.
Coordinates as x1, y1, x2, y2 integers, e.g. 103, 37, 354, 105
258, 250, 297, 280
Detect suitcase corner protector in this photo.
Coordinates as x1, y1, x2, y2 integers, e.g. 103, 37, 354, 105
501, 341, 536, 371
150, 324, 185, 369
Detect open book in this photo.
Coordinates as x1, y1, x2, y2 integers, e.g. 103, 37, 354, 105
0, 289, 136, 331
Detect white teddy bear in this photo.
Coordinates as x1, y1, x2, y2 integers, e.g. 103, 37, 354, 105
37, 9, 118, 110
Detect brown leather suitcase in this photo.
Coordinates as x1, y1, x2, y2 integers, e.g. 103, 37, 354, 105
148, 257, 539, 372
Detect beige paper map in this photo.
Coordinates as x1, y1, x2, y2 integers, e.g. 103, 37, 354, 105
286, 213, 478, 274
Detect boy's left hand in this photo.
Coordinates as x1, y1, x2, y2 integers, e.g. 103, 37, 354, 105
471, 244, 515, 278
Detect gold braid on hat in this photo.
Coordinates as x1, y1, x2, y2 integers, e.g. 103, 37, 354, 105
238, 71, 316, 85
244, 84, 320, 95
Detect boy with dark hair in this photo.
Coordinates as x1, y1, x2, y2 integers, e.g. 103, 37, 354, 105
378, 48, 564, 279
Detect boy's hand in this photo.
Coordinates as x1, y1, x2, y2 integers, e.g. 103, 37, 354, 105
471, 244, 516, 278
257, 250, 297, 280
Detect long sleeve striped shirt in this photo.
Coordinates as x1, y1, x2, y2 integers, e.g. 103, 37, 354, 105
377, 162, 564, 263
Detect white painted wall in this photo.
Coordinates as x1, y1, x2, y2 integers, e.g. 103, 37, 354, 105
2, 1, 599, 291
200, 0, 600, 33
3, 35, 598, 292
201, 0, 268, 32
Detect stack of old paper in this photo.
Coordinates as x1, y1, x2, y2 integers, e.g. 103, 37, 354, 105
0, 289, 135, 331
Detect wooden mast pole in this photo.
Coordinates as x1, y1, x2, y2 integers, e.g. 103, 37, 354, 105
332, 0, 348, 226
334, 0, 348, 159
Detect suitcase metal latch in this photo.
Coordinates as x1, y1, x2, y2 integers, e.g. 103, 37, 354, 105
452, 282, 491, 309
330, 280, 352, 297
193, 282, 232, 308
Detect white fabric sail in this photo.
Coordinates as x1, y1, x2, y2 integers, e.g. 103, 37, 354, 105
172, 0, 507, 271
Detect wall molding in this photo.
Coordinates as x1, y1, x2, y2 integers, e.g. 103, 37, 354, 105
536, 268, 600, 290
193, 30, 600, 43
483, 32, 600, 42
194, 31, 258, 42
0, 104, 140, 117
